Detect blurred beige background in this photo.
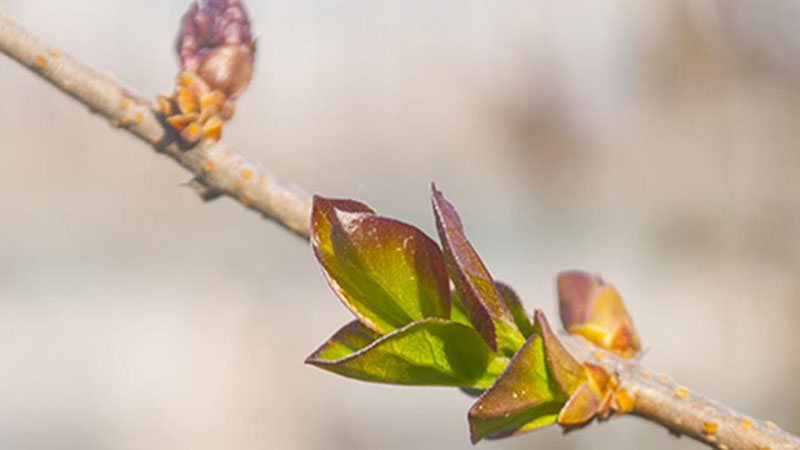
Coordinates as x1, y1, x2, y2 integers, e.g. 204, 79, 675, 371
1, 1, 799, 449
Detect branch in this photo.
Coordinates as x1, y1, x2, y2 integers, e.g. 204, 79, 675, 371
560, 332, 800, 450
0, 8, 797, 450
0, 10, 312, 238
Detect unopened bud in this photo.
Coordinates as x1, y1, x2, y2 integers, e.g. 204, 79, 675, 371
177, 0, 255, 99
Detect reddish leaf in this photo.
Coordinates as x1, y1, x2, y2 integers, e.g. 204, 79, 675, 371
468, 333, 564, 442
312, 196, 451, 334
557, 271, 641, 357
532, 310, 586, 396
431, 185, 525, 354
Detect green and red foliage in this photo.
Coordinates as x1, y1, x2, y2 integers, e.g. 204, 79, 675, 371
306, 185, 643, 443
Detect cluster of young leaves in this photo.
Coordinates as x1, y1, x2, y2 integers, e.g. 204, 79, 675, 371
306, 185, 642, 443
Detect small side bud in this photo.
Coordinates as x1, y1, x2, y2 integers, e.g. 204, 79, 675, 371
177, 0, 255, 99
557, 271, 641, 358
160, 0, 254, 145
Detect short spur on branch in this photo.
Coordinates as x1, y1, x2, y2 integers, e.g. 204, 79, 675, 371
157, 0, 256, 144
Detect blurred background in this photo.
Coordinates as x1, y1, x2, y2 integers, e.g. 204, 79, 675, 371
1, 1, 799, 449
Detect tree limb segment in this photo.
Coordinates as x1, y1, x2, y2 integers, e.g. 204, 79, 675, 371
560, 332, 800, 450
1, 9, 798, 450
0, 10, 311, 238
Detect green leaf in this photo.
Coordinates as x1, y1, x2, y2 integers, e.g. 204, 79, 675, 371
495, 282, 534, 338
468, 333, 566, 442
305, 320, 380, 362
430, 185, 525, 355
532, 310, 586, 396
306, 318, 496, 387
311, 196, 451, 334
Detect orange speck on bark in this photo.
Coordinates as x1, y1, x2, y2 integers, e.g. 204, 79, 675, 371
134, 112, 144, 124
202, 160, 215, 173
657, 373, 670, 383
33, 54, 48, 70
593, 350, 607, 361
674, 387, 690, 399
741, 419, 753, 431
703, 421, 719, 435
240, 193, 252, 206
49, 47, 62, 57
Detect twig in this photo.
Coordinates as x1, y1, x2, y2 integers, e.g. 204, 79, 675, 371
561, 332, 800, 450
0, 8, 797, 450
0, 10, 312, 238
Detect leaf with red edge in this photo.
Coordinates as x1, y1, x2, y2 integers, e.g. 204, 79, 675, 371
496, 282, 534, 338
532, 310, 586, 396
311, 196, 451, 334
431, 185, 525, 355
557, 271, 641, 358
468, 333, 565, 442
306, 318, 494, 387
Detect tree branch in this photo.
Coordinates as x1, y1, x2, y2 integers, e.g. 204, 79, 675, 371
560, 332, 800, 450
0, 10, 312, 238
0, 8, 797, 450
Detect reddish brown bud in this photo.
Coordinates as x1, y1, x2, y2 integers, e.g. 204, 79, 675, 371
177, 0, 255, 99
557, 271, 641, 358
